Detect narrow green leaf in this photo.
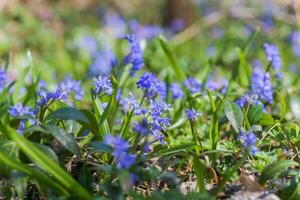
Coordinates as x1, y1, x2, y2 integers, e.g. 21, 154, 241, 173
158, 35, 186, 81
0, 123, 92, 199
93, 98, 110, 136
275, 91, 287, 121
247, 104, 263, 124
149, 143, 195, 158
224, 100, 243, 133
193, 156, 206, 192
207, 90, 216, 112
259, 160, 299, 185
0, 151, 69, 195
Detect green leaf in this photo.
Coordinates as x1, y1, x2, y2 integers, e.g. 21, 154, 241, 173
89, 142, 113, 153
192, 156, 206, 192
33, 142, 59, 163
0, 151, 69, 195
158, 35, 186, 81
259, 160, 299, 185
11, 171, 28, 198
224, 100, 243, 133
93, 97, 110, 136
149, 143, 195, 158
43, 124, 80, 157
258, 113, 275, 126
45, 107, 97, 134
275, 91, 287, 121
207, 90, 216, 112
0, 123, 92, 199
247, 104, 263, 124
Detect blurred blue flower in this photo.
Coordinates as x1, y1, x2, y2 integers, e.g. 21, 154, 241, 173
185, 108, 200, 121
129, 20, 163, 40
263, 43, 282, 74
105, 13, 126, 38
91, 75, 113, 96
183, 77, 201, 94
9, 103, 35, 133
239, 130, 258, 155
59, 76, 84, 101
78, 35, 98, 56
169, 19, 185, 32
89, 42, 116, 76
132, 118, 148, 135
104, 134, 136, 169
170, 83, 184, 100
123, 34, 144, 76
0, 68, 6, 91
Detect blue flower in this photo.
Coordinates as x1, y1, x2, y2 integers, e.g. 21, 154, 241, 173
263, 43, 282, 73
129, 20, 163, 40
185, 108, 200, 121
123, 34, 144, 76
170, 83, 184, 100
104, 134, 136, 169
132, 118, 148, 135
239, 130, 258, 155
37, 89, 67, 108
9, 103, 34, 117
89, 42, 116, 76
251, 67, 273, 104
183, 77, 201, 94
0, 68, 6, 91
104, 13, 126, 38
8, 103, 35, 133
91, 75, 113, 96
136, 72, 160, 98
59, 76, 84, 101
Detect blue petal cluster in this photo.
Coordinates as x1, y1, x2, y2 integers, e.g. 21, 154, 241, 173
37, 89, 67, 107
9, 103, 35, 133
183, 77, 201, 94
123, 34, 144, 76
251, 67, 273, 104
170, 83, 184, 100
91, 75, 113, 96
59, 76, 84, 101
136, 72, 162, 98
149, 100, 172, 144
0, 68, 6, 91
239, 130, 259, 155
263, 42, 282, 77
104, 134, 136, 169
185, 108, 200, 121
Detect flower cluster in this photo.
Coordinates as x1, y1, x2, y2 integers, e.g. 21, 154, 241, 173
185, 108, 200, 121
239, 130, 259, 155
59, 76, 84, 101
250, 67, 273, 104
236, 65, 273, 107
104, 134, 136, 169
91, 75, 113, 96
170, 83, 184, 100
183, 77, 201, 94
123, 34, 144, 76
263, 42, 282, 78
37, 89, 67, 108
0, 68, 6, 91
8, 103, 35, 133
136, 72, 163, 99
